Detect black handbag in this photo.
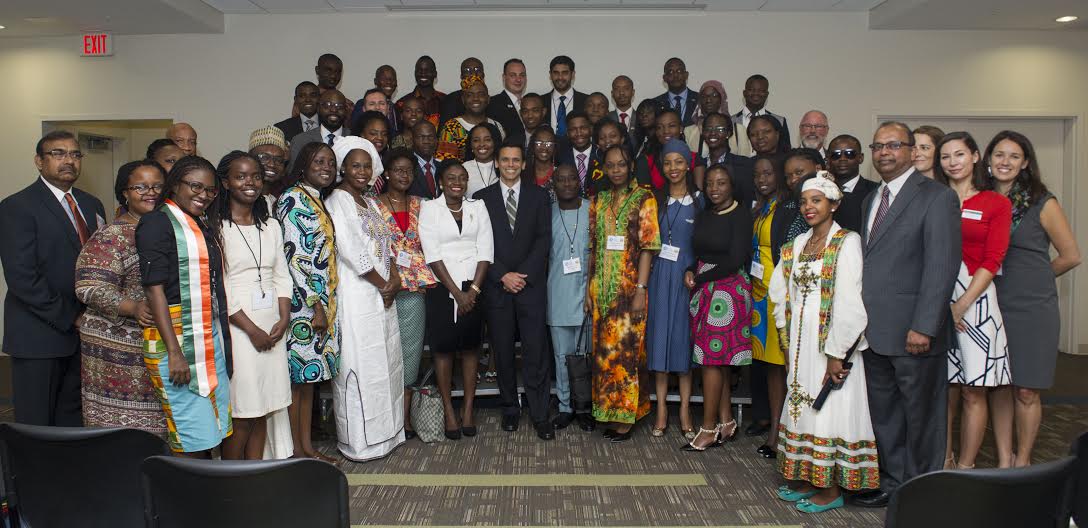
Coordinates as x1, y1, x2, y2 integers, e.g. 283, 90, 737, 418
565, 315, 593, 415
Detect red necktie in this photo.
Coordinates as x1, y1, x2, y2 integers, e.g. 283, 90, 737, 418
64, 193, 90, 245
425, 162, 436, 197
620, 112, 627, 126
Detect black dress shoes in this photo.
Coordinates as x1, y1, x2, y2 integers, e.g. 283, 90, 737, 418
756, 444, 777, 459
461, 425, 477, 437
602, 428, 617, 439
535, 421, 556, 441
444, 428, 462, 440
609, 430, 633, 443
553, 412, 574, 430
577, 414, 596, 432
501, 414, 520, 432
745, 421, 771, 437
851, 489, 891, 508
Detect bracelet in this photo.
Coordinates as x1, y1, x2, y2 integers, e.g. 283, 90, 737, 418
635, 283, 647, 290
470, 283, 482, 294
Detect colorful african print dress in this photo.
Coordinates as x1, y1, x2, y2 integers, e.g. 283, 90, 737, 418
435, 117, 505, 162
751, 199, 784, 365
588, 180, 661, 424
768, 225, 878, 491
277, 183, 340, 384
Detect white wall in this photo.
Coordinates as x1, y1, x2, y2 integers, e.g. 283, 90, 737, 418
1, 10, 1087, 348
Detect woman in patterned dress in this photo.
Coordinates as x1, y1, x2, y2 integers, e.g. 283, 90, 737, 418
585, 144, 661, 443
435, 74, 504, 163
76, 160, 167, 435
276, 141, 340, 462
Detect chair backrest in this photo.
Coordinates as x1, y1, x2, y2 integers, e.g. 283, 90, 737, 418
886, 456, 1076, 528
1071, 431, 1088, 526
140, 456, 349, 528
0, 423, 171, 528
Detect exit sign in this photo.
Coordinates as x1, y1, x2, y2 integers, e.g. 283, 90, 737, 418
81, 33, 113, 57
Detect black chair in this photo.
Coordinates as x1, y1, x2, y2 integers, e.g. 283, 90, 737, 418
0, 423, 171, 528
140, 456, 349, 527
1071, 431, 1088, 526
885, 456, 1076, 528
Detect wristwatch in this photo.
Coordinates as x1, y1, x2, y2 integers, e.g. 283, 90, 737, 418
470, 283, 482, 294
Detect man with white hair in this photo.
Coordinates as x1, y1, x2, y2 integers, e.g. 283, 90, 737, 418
798, 110, 829, 156
166, 122, 198, 156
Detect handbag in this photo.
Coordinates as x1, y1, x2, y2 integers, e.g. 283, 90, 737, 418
565, 315, 593, 415
409, 369, 445, 443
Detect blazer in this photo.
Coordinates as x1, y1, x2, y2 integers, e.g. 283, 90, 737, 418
274, 115, 307, 146
606, 109, 638, 137
418, 198, 494, 286
861, 170, 961, 356
557, 146, 602, 195
406, 156, 440, 200
834, 175, 879, 233
732, 109, 792, 151
653, 89, 700, 127
541, 90, 588, 132
472, 182, 551, 303
0, 178, 105, 358
286, 126, 351, 177
487, 91, 525, 149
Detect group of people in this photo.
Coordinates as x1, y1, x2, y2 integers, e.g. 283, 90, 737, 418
0, 51, 1080, 515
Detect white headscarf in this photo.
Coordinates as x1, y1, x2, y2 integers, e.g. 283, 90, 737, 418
801, 170, 842, 201
331, 136, 384, 182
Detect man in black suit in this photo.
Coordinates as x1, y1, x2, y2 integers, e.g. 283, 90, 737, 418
0, 130, 106, 426
652, 58, 699, 127
487, 58, 527, 148
827, 134, 878, 233
407, 120, 440, 200
555, 111, 597, 195
438, 57, 484, 127
606, 75, 637, 137
542, 55, 587, 138
473, 142, 553, 440
274, 81, 320, 145
287, 89, 351, 176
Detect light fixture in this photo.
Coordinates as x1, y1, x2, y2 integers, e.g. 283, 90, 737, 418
1056, 15, 1079, 23
0, 25, 6, 29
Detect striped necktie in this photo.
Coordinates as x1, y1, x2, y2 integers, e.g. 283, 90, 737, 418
506, 188, 517, 231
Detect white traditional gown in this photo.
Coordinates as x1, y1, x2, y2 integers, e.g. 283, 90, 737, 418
768, 225, 879, 490
326, 190, 405, 461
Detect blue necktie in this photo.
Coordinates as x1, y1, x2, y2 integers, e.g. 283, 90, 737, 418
326, 133, 335, 146
674, 95, 682, 115
556, 95, 568, 136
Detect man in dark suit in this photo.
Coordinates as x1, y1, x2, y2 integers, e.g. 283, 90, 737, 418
407, 120, 440, 200
274, 81, 320, 146
852, 122, 961, 508
827, 134, 878, 233
606, 75, 637, 137
473, 142, 553, 440
487, 58, 527, 148
438, 57, 484, 127
0, 130, 106, 426
731, 74, 791, 148
287, 89, 351, 176
652, 58, 699, 127
555, 111, 598, 195
541, 55, 587, 137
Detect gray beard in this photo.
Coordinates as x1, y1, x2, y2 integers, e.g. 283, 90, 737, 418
801, 137, 823, 149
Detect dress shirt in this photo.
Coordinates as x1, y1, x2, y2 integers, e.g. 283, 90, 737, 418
500, 179, 521, 208
667, 89, 690, 117
320, 124, 345, 144
301, 114, 318, 132
841, 175, 861, 193
550, 89, 574, 131
416, 154, 436, 176
615, 106, 633, 129
40, 176, 85, 227
572, 145, 592, 184
866, 167, 913, 234
741, 106, 768, 130
505, 89, 522, 113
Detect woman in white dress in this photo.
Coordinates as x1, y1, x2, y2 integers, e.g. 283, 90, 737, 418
215, 151, 294, 460
327, 137, 406, 461
769, 172, 878, 514
463, 123, 500, 197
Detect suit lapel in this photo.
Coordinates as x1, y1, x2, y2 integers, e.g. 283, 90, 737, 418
74, 189, 100, 233
867, 171, 923, 250
34, 179, 81, 249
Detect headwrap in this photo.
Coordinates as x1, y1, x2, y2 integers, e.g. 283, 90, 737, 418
801, 170, 843, 201
460, 73, 485, 91
248, 125, 287, 151
661, 137, 692, 161
332, 136, 384, 179
693, 80, 729, 125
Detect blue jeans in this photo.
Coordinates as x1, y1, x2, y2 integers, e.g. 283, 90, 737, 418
548, 325, 581, 413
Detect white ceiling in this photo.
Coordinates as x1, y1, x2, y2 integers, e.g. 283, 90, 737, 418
200, 0, 887, 13
0, 0, 223, 37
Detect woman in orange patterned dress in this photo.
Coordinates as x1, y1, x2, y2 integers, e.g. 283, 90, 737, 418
585, 144, 661, 443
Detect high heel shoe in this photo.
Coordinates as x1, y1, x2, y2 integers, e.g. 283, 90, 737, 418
718, 420, 738, 444
681, 425, 721, 451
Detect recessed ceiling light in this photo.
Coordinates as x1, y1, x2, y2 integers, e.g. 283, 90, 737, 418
0, 25, 6, 29
1056, 15, 1079, 23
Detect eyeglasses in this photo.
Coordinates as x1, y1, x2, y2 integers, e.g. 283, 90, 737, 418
43, 149, 84, 161
255, 153, 286, 166
828, 149, 859, 161
800, 124, 829, 131
388, 167, 413, 175
532, 141, 556, 148
319, 102, 347, 110
460, 66, 484, 75
869, 141, 913, 152
126, 183, 165, 195
179, 179, 219, 197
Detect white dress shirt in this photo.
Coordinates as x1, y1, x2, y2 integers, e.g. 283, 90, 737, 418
320, 124, 345, 145
841, 174, 861, 193
866, 167, 913, 234
741, 106, 768, 130
500, 178, 521, 208
40, 176, 86, 228
301, 114, 318, 132
550, 89, 574, 131
505, 89, 522, 113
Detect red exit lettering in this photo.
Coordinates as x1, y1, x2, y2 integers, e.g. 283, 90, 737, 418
81, 34, 112, 56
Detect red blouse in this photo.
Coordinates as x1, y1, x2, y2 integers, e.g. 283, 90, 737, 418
392, 211, 409, 233
961, 190, 1011, 276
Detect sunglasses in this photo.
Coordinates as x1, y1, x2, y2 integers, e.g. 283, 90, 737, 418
828, 149, 859, 161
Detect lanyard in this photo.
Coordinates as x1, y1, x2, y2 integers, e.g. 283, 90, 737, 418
608, 186, 638, 232
660, 193, 689, 245
752, 198, 776, 261
558, 203, 581, 257
234, 223, 264, 295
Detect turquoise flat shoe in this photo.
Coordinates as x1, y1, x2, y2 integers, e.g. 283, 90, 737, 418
777, 485, 817, 502
795, 495, 845, 513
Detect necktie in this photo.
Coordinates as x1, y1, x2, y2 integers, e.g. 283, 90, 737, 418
673, 95, 682, 114
326, 133, 335, 146
506, 188, 517, 231
425, 162, 436, 197
619, 112, 627, 126
304, 119, 316, 132
556, 95, 568, 136
576, 153, 587, 185
64, 193, 90, 245
869, 186, 891, 244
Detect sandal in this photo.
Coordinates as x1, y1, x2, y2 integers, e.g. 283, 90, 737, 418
483, 370, 498, 383
680, 426, 720, 451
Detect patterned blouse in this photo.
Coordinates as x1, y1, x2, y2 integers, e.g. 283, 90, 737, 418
435, 117, 505, 162
375, 195, 436, 292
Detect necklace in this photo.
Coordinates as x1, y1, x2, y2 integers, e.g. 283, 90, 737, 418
714, 200, 738, 215
446, 200, 464, 213
471, 160, 495, 190
234, 223, 265, 296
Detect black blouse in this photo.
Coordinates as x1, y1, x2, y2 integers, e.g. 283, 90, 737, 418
690, 203, 753, 285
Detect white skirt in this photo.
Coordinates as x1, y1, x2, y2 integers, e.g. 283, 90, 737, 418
948, 262, 1012, 387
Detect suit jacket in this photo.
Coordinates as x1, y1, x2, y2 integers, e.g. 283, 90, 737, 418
731, 109, 791, 151
861, 170, 961, 356
487, 91, 525, 148
541, 90, 588, 133
653, 89, 700, 127
274, 115, 308, 146
407, 156, 440, 200
605, 109, 638, 137
473, 182, 551, 303
287, 126, 351, 177
0, 178, 106, 358
557, 146, 603, 195
834, 175, 879, 233
418, 198, 494, 287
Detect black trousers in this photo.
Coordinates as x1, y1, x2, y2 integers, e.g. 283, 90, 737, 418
749, 361, 771, 424
863, 349, 948, 493
12, 352, 83, 427
485, 289, 551, 425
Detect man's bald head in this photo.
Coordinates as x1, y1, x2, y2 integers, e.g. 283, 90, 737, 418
166, 122, 197, 156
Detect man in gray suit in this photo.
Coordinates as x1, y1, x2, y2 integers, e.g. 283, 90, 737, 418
287, 89, 351, 176
852, 121, 961, 508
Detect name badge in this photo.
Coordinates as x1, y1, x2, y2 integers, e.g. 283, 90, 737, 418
659, 244, 680, 262
396, 250, 413, 268
251, 290, 275, 311
749, 260, 765, 279
962, 209, 983, 221
606, 235, 625, 251
563, 258, 582, 274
